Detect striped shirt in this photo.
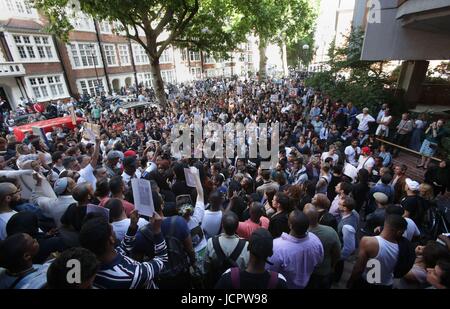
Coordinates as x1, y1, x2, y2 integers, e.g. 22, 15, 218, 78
93, 232, 168, 289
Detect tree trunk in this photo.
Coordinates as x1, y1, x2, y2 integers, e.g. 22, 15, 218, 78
258, 39, 267, 81
150, 58, 167, 107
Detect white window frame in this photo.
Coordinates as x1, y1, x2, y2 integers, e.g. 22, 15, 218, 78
190, 67, 202, 79
69, 12, 96, 32
103, 44, 118, 66
99, 21, 112, 34
118, 44, 130, 66
159, 48, 173, 64
78, 78, 105, 97
161, 70, 176, 84
138, 73, 153, 88
203, 53, 215, 64
189, 51, 200, 62
132, 44, 149, 65
11, 33, 56, 62
26, 74, 68, 102
5, 0, 36, 17
68, 42, 103, 69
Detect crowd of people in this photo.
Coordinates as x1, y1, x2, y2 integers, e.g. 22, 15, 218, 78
0, 76, 449, 289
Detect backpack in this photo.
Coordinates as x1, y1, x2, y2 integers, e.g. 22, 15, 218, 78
208, 236, 246, 286
230, 267, 279, 289
393, 237, 416, 278
158, 216, 190, 279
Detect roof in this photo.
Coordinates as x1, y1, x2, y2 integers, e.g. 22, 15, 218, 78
0, 18, 43, 31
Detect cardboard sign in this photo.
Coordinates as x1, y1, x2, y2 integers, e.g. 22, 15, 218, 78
83, 123, 101, 142
131, 178, 154, 217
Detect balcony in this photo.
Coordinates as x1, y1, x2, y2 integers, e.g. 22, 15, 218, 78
0, 63, 26, 77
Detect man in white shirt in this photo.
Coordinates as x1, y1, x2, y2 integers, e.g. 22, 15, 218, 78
32, 177, 77, 228
77, 137, 101, 191
0, 183, 20, 240
344, 139, 361, 167
105, 198, 148, 242
357, 147, 375, 174
321, 144, 339, 166
356, 108, 375, 133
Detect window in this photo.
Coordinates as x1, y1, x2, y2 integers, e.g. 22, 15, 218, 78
70, 12, 95, 32
138, 73, 153, 88
6, 0, 34, 15
34, 36, 53, 59
189, 51, 200, 62
28, 74, 66, 101
118, 45, 130, 65
161, 70, 175, 84
160, 48, 173, 63
69, 43, 101, 68
181, 49, 188, 61
190, 67, 202, 79
204, 53, 215, 64
103, 44, 117, 66
12, 34, 54, 61
99, 21, 111, 33
132, 44, 149, 64
79, 79, 104, 97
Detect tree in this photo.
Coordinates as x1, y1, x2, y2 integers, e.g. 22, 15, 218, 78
286, 31, 315, 69
305, 27, 392, 113
235, 0, 315, 80
33, 0, 247, 106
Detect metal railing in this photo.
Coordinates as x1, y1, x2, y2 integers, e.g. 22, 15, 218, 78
376, 137, 442, 162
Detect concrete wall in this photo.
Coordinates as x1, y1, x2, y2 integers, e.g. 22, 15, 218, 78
361, 1, 450, 60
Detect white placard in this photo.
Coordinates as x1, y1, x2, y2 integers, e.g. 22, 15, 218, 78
184, 167, 198, 188
270, 94, 279, 102
131, 178, 154, 217
86, 204, 110, 221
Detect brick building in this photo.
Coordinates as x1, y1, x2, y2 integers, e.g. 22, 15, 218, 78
0, 1, 260, 110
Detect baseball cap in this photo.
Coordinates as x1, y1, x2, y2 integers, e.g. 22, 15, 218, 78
361, 147, 371, 155
54, 177, 69, 195
248, 228, 273, 264
373, 192, 388, 204
405, 178, 420, 191
107, 150, 124, 161
124, 150, 137, 158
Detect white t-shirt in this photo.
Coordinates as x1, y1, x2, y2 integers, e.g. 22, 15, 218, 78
403, 217, 420, 241
356, 113, 375, 132
321, 152, 339, 165
201, 210, 223, 240
345, 146, 361, 166
357, 156, 375, 171
0, 210, 18, 240
379, 115, 392, 130
112, 218, 148, 242
78, 164, 97, 191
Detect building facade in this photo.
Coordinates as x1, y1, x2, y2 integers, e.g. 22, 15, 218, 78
0, 3, 264, 110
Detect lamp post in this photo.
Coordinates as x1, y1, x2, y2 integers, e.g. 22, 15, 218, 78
302, 44, 310, 73
88, 44, 101, 96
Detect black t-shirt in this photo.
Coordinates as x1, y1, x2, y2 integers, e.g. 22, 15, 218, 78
215, 269, 287, 289
401, 195, 425, 226
268, 211, 289, 238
